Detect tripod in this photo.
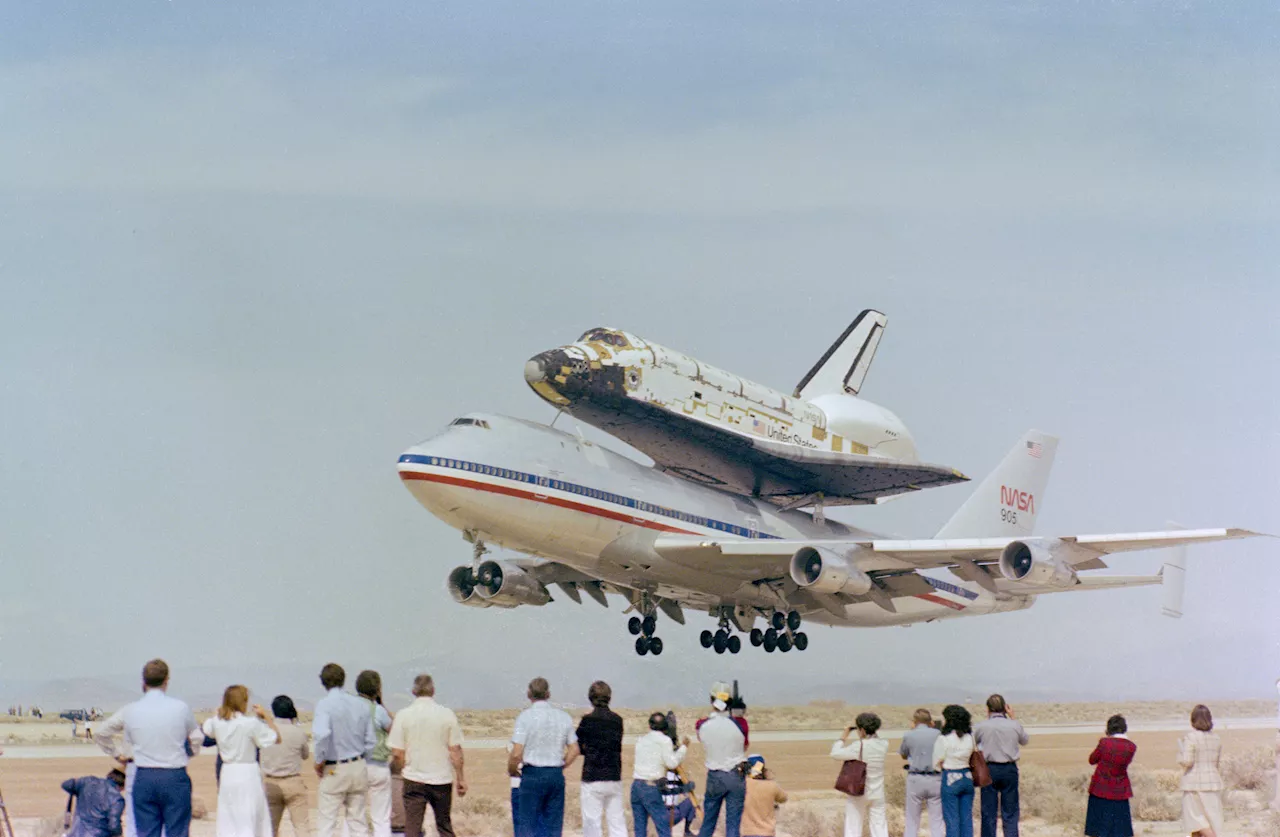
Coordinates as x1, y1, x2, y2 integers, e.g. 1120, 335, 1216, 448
0, 782, 17, 837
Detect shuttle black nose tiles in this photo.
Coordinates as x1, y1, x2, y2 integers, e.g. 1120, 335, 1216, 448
526, 347, 628, 405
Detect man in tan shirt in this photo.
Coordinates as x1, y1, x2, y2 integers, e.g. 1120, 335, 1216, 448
260, 695, 311, 837
387, 675, 465, 837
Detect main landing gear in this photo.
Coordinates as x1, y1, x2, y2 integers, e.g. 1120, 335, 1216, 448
747, 610, 809, 653
698, 611, 743, 655
628, 613, 665, 656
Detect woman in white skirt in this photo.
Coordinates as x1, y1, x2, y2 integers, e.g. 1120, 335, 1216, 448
203, 685, 281, 837
1177, 704, 1224, 837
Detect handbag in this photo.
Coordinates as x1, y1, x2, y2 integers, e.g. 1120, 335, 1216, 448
834, 740, 866, 796
969, 746, 993, 788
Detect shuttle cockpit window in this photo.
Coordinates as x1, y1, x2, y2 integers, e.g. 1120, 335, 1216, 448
449, 417, 491, 429
577, 328, 630, 348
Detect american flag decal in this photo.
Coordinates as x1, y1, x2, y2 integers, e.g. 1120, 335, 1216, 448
1026, 441, 1043, 459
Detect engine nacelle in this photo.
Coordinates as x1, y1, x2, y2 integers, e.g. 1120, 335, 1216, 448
789, 546, 874, 596
447, 565, 499, 608
473, 560, 552, 607
997, 541, 1076, 588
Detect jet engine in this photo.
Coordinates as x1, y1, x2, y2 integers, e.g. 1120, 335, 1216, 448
789, 546, 874, 596
447, 565, 498, 608
997, 540, 1076, 588
473, 560, 553, 607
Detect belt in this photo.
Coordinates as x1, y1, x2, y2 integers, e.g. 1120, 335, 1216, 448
987, 761, 1016, 765
909, 771, 941, 775
265, 774, 300, 779
633, 778, 666, 787
323, 756, 364, 766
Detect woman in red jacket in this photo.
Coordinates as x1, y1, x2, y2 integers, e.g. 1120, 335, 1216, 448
1085, 715, 1137, 837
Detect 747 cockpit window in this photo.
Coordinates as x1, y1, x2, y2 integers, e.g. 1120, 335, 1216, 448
449, 417, 490, 429
577, 328, 629, 348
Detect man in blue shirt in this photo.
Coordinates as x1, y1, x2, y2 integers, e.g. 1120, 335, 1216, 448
313, 663, 377, 837
93, 660, 202, 837
62, 770, 127, 837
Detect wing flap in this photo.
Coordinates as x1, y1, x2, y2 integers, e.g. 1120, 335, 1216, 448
995, 574, 1162, 596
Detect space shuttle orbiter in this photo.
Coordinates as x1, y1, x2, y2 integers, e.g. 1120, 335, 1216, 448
524, 310, 968, 509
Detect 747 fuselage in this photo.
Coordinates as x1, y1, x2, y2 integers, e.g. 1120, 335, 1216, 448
398, 413, 1029, 628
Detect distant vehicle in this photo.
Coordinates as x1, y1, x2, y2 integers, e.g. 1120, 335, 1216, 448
60, 709, 94, 722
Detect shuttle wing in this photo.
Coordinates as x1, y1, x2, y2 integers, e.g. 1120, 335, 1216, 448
574, 400, 967, 506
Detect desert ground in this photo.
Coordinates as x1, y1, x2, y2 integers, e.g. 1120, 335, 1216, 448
2, 702, 1276, 836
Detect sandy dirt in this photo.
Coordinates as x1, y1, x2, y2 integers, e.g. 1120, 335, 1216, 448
2, 728, 1274, 835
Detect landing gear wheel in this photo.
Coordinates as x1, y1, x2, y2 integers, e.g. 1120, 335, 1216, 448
793, 631, 809, 651
648, 636, 664, 656
727, 635, 742, 654
700, 630, 715, 648
628, 617, 643, 636
642, 615, 657, 636
635, 636, 651, 656
713, 630, 728, 654
762, 628, 778, 653
787, 610, 802, 632
770, 611, 786, 631
749, 628, 764, 647
778, 633, 793, 653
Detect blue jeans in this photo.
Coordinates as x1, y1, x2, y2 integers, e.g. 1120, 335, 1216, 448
697, 770, 745, 837
630, 780, 669, 837
980, 763, 1019, 837
517, 767, 565, 837
941, 769, 974, 837
670, 799, 696, 834
511, 787, 522, 837
131, 768, 191, 837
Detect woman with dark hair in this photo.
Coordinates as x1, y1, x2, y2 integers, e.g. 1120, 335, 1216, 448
356, 670, 395, 837
201, 686, 280, 837
1177, 705, 1223, 837
830, 712, 888, 837
1085, 715, 1136, 837
260, 695, 310, 837
932, 705, 975, 837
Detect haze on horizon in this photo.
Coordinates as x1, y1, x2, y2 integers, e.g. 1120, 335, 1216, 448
1, 2, 1277, 708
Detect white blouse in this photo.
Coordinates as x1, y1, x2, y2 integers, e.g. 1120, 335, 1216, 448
932, 732, 975, 771
830, 736, 890, 801
202, 713, 278, 765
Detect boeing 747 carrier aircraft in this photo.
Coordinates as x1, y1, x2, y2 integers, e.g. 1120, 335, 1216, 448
397, 318, 1262, 657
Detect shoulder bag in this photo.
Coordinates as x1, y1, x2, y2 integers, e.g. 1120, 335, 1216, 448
969, 743, 993, 788
835, 740, 866, 796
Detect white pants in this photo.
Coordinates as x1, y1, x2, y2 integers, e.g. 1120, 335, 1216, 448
124, 762, 138, 837
904, 774, 944, 837
317, 761, 369, 837
580, 781, 626, 837
366, 764, 392, 837
844, 796, 888, 837
216, 763, 273, 837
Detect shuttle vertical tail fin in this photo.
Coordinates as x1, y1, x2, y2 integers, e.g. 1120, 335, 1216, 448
794, 310, 887, 399
935, 431, 1058, 539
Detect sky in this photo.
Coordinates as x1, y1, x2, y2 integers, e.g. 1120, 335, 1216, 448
1, 1, 1277, 711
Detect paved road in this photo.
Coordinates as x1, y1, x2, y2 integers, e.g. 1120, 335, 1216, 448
4, 717, 1273, 757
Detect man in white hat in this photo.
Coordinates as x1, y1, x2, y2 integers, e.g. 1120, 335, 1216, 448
694, 682, 746, 837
